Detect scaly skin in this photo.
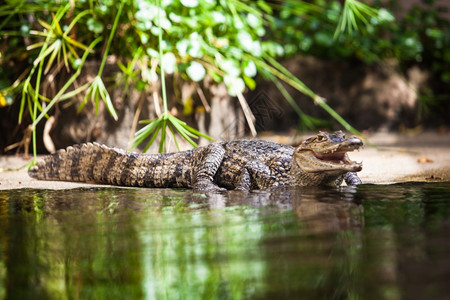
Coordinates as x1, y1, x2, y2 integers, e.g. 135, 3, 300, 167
28, 131, 363, 191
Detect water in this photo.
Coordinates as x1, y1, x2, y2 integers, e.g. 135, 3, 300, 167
0, 183, 449, 300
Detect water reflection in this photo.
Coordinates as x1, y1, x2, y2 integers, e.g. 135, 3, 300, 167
234, 186, 364, 234
0, 183, 449, 299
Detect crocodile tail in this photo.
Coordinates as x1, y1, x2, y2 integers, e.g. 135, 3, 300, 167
28, 142, 136, 185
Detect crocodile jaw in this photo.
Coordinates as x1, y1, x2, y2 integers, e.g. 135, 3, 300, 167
314, 152, 362, 172
295, 151, 362, 173
294, 135, 363, 173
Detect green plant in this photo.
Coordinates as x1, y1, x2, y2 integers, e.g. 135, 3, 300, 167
269, 0, 449, 124
131, 0, 213, 152
400, 0, 450, 118
0, 0, 390, 158
76, 0, 125, 121
334, 0, 382, 38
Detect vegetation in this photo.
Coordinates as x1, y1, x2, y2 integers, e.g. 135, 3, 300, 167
274, 0, 449, 117
0, 0, 447, 157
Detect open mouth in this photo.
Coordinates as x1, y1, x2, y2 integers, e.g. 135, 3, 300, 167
314, 152, 346, 162
313, 151, 356, 166
312, 143, 362, 171
313, 136, 363, 165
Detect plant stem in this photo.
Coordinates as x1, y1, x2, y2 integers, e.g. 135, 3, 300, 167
31, 36, 47, 160
97, 0, 125, 76
158, 0, 168, 114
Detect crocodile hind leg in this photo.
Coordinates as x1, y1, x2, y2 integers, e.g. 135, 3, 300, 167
192, 144, 226, 192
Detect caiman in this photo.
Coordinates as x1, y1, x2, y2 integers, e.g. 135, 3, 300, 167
28, 131, 363, 191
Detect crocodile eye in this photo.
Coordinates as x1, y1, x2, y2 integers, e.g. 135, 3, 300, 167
316, 135, 326, 142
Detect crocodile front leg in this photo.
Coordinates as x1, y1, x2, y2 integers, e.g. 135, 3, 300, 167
235, 160, 277, 190
192, 144, 226, 192
344, 172, 362, 186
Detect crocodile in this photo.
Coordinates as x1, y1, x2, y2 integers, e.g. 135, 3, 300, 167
28, 131, 363, 191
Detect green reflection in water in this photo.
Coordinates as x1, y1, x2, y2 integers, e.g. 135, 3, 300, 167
140, 208, 266, 299
0, 183, 449, 299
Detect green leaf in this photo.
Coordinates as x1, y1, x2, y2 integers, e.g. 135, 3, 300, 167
158, 118, 167, 153
187, 39, 203, 58
166, 124, 180, 151
186, 61, 206, 82
224, 76, 245, 97
180, 0, 198, 8
243, 60, 257, 77
243, 75, 256, 90
43, 39, 62, 73
33, 40, 59, 66
132, 119, 161, 151
33, 37, 103, 127
162, 52, 176, 74
376, 8, 394, 23
247, 13, 262, 28
169, 117, 199, 147
59, 82, 90, 101
144, 125, 161, 153
237, 31, 254, 51
176, 39, 189, 56
219, 58, 241, 77
87, 17, 104, 34
135, 119, 160, 141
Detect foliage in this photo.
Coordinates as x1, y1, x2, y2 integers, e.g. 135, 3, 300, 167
0, 0, 393, 156
398, 0, 450, 116
272, 0, 449, 120
131, 0, 214, 152
276, 1, 449, 96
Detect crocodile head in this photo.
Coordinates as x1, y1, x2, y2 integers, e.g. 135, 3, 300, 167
293, 131, 363, 176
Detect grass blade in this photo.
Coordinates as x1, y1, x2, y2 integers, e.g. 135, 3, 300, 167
143, 125, 161, 153
168, 124, 181, 151
33, 37, 103, 127
44, 39, 61, 74
158, 118, 167, 153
